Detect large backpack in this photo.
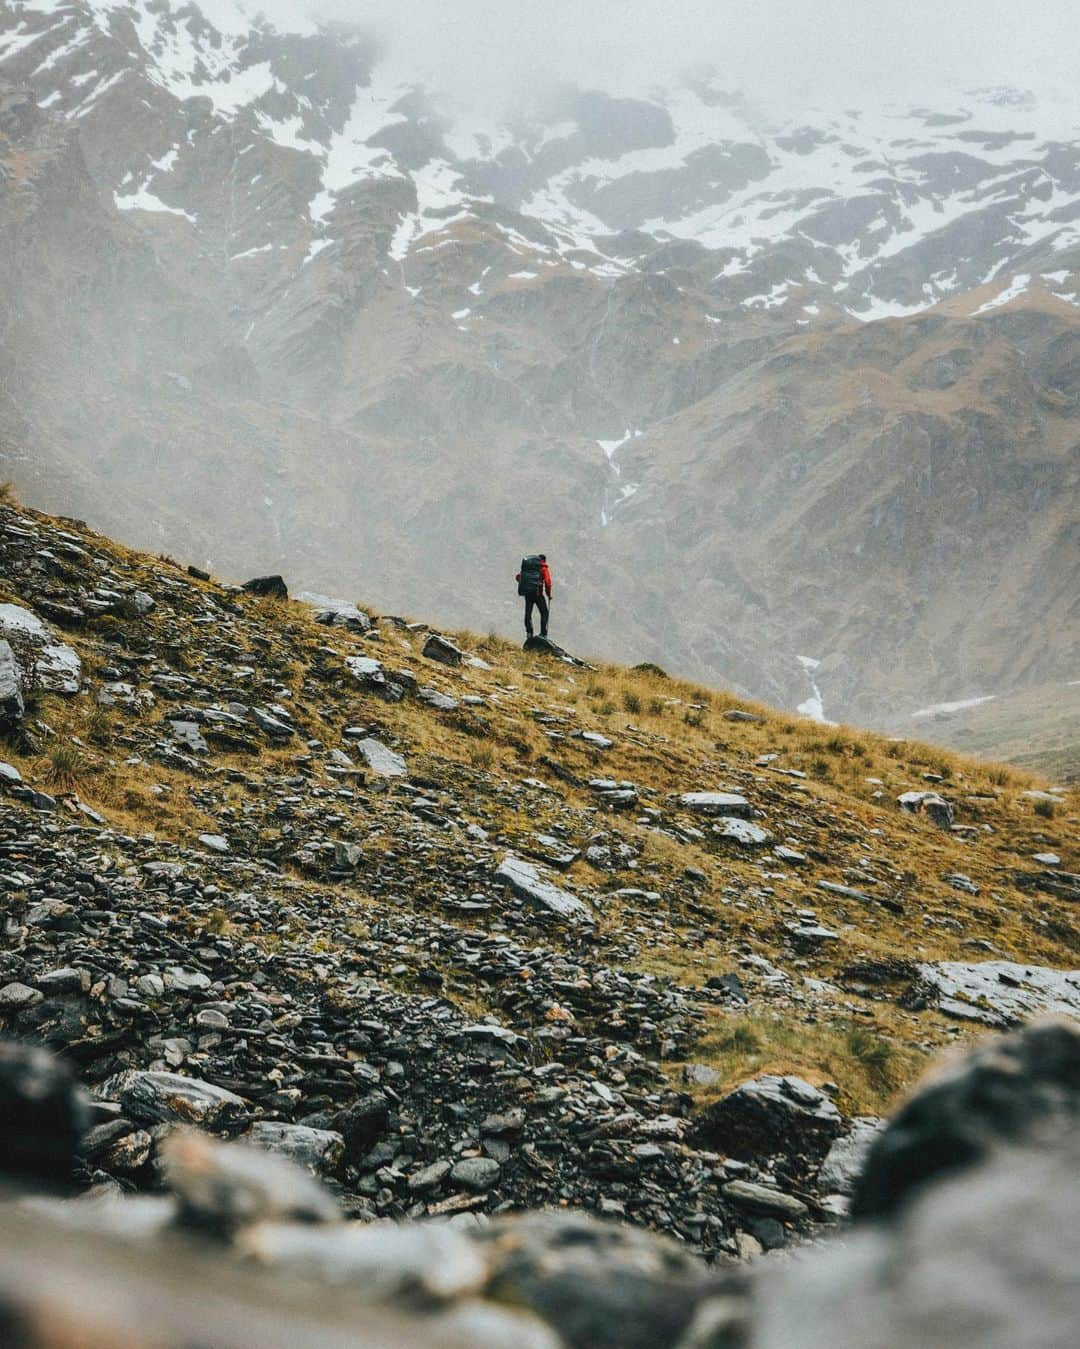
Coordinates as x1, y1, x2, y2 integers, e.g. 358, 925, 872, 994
518, 555, 543, 597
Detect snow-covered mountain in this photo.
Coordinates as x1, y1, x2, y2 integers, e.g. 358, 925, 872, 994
1, 0, 1077, 728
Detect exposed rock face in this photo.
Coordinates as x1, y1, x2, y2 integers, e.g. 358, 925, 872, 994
0, 604, 81, 695
0, 640, 23, 725
916, 961, 1080, 1028
897, 791, 955, 829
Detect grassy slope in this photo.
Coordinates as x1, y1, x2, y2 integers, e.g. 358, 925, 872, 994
2, 489, 1077, 1119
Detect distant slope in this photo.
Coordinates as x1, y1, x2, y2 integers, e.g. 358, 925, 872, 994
0, 1, 1078, 733
900, 681, 1080, 781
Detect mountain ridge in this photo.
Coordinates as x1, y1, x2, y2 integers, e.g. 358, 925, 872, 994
0, 0, 1077, 732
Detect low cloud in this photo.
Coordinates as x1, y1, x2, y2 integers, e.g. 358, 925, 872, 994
249, 0, 1080, 120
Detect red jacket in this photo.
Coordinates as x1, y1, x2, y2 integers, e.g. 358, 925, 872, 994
516, 559, 553, 598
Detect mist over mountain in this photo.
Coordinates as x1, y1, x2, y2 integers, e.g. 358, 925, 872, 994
0, 0, 1077, 740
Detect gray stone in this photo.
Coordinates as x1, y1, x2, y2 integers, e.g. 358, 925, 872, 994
683, 1063, 721, 1088
451, 1155, 502, 1191
852, 1019, 1080, 1222
247, 1122, 345, 1173
494, 855, 594, 922
423, 633, 464, 666
785, 919, 840, 947
679, 791, 751, 817
818, 1117, 884, 1195
407, 1159, 452, 1193
0, 640, 24, 725
356, 738, 408, 779
918, 960, 1080, 1027
417, 685, 459, 711
756, 1134, 1080, 1349
242, 1220, 489, 1302
0, 760, 23, 785
242, 575, 288, 600
897, 791, 955, 829
0, 981, 44, 1010
0, 604, 81, 694
198, 833, 230, 854
695, 1074, 843, 1169
581, 730, 614, 749
721, 1180, 808, 1220
169, 720, 208, 754
0, 1040, 89, 1187
713, 817, 771, 845
252, 708, 295, 739
164, 966, 211, 993
163, 1129, 339, 1231
333, 841, 362, 869
101, 1070, 248, 1128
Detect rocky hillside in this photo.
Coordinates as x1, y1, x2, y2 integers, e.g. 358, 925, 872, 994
1, 491, 1078, 1268
0, 0, 1077, 730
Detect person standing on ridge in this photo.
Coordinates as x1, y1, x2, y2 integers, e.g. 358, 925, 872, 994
517, 553, 553, 640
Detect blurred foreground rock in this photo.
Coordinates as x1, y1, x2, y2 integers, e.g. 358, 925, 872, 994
2, 1023, 1078, 1347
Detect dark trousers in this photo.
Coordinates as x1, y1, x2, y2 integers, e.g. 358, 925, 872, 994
524, 593, 549, 637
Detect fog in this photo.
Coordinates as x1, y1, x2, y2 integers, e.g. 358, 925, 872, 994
249, 0, 1080, 117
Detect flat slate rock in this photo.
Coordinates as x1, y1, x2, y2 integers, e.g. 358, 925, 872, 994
918, 960, 1080, 1027
101, 1071, 248, 1128
713, 817, 771, 845
356, 738, 408, 779
679, 792, 751, 817
494, 855, 594, 923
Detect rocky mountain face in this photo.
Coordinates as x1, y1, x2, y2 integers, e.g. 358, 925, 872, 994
0, 496, 1078, 1345
0, 0, 1077, 730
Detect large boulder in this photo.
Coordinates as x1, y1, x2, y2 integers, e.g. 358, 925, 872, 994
851, 1017, 1080, 1221
242, 575, 289, 600
693, 1074, 843, 1171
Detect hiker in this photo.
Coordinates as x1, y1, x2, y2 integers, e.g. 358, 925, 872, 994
516, 553, 553, 639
